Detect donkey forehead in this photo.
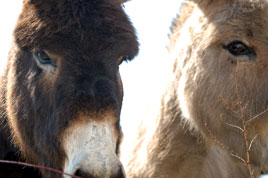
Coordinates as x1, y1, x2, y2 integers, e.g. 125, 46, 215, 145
211, 1, 268, 24
204, 2, 268, 41
15, 0, 138, 57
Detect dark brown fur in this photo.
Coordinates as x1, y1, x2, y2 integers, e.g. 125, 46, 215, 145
0, 0, 138, 177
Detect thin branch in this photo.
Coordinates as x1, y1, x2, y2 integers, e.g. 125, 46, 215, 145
0, 160, 81, 178
248, 134, 258, 152
225, 122, 244, 132
205, 123, 243, 162
247, 109, 268, 123
230, 152, 247, 164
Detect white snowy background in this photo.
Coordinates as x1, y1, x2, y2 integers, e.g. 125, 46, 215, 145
120, 0, 180, 148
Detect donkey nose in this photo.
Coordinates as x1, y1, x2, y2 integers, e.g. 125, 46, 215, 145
75, 77, 117, 108
62, 122, 124, 178
74, 164, 125, 178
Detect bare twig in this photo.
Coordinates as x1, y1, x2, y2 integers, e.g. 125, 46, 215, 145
225, 122, 244, 132
248, 134, 258, 152
0, 160, 81, 178
204, 123, 242, 160
247, 109, 268, 123
230, 152, 247, 164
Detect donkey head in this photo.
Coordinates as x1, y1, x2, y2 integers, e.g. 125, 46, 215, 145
171, 0, 268, 169
5, 0, 138, 177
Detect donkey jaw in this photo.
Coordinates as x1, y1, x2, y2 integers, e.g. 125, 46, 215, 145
62, 119, 122, 178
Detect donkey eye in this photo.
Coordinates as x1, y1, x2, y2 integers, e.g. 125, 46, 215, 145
35, 51, 54, 65
224, 41, 256, 57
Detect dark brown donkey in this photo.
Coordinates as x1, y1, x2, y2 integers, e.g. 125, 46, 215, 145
0, 0, 138, 177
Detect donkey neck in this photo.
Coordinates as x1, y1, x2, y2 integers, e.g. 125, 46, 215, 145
143, 84, 249, 178
145, 88, 207, 177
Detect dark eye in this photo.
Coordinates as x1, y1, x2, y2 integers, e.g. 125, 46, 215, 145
224, 41, 256, 57
35, 51, 56, 66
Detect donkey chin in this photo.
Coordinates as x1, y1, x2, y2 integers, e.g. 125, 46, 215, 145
62, 114, 124, 178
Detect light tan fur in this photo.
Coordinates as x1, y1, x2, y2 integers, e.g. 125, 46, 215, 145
122, 0, 268, 177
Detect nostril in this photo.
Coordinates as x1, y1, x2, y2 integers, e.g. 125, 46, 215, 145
74, 169, 94, 178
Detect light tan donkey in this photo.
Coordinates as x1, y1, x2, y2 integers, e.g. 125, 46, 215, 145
122, 0, 268, 177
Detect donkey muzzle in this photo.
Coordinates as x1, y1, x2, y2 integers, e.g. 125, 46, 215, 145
62, 120, 124, 178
